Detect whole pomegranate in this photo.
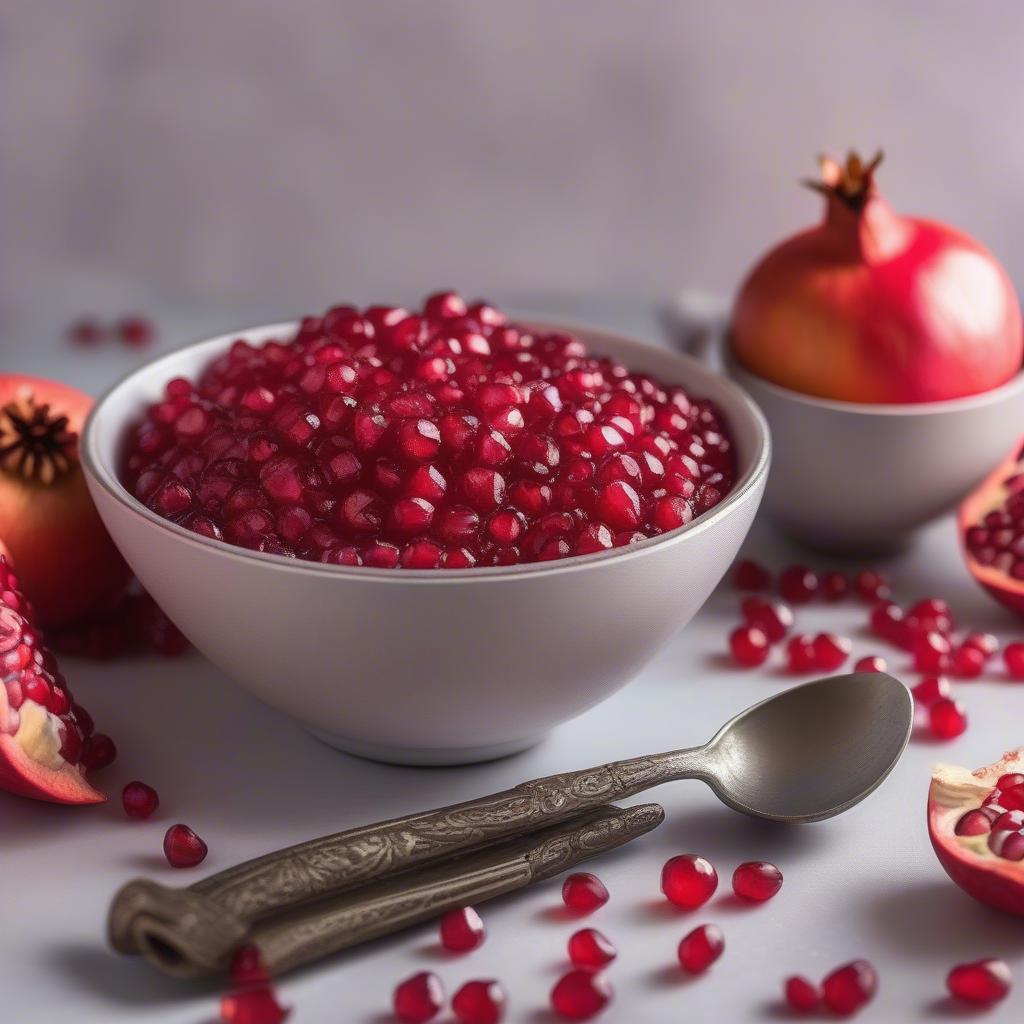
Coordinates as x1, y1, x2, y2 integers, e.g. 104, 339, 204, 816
0, 375, 129, 627
730, 151, 1023, 403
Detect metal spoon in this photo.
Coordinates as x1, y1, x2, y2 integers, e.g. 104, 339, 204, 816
110, 672, 911, 976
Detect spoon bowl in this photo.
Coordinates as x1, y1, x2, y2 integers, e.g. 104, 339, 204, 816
703, 673, 913, 822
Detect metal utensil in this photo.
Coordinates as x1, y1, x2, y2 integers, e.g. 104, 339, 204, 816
109, 672, 911, 977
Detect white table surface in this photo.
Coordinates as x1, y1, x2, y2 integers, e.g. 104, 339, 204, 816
5, 297, 1024, 1023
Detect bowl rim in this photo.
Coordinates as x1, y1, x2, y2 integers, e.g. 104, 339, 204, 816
723, 345, 1024, 417
81, 316, 771, 584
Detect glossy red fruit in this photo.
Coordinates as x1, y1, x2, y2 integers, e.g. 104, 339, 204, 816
677, 923, 724, 973
163, 824, 208, 868
0, 376, 130, 626
732, 861, 783, 901
567, 928, 617, 971
562, 872, 609, 913
854, 570, 890, 603
1005, 642, 1024, 679
821, 959, 877, 1016
68, 317, 104, 346
220, 987, 290, 1024
821, 570, 849, 601
812, 633, 851, 671
230, 946, 271, 987
784, 975, 820, 1012
122, 780, 160, 819
452, 979, 506, 1024
929, 699, 967, 740
550, 970, 612, 1021
439, 905, 485, 952
868, 601, 910, 648
911, 676, 951, 706
946, 958, 1011, 1006
729, 625, 770, 667
778, 565, 818, 604
117, 315, 155, 347
733, 559, 771, 591
905, 597, 955, 637
950, 644, 986, 679
786, 635, 818, 673
661, 854, 718, 909
741, 597, 794, 642
393, 972, 444, 1023
914, 632, 951, 673
963, 632, 999, 660
854, 655, 887, 673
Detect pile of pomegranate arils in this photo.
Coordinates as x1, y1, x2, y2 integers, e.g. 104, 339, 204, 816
120, 293, 736, 569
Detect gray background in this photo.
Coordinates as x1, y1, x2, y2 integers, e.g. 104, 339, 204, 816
4, 0, 1024, 326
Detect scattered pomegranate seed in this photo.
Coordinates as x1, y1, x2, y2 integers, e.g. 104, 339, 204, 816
854, 655, 887, 673
122, 780, 160, 819
868, 601, 910, 648
946, 958, 1011, 1006
911, 675, 951, 706
786, 634, 818, 673
562, 872, 609, 913
741, 597, 794, 642
733, 559, 772, 591
163, 823, 208, 868
394, 971, 444, 1023
732, 861, 783, 902
821, 959, 877, 1016
950, 644, 985, 678
439, 905, 486, 952
1005, 642, 1024, 679
812, 632, 851, 671
929, 698, 968, 740
729, 625, 770, 667
913, 631, 951, 673
906, 597, 954, 636
452, 979, 506, 1024
778, 565, 818, 604
568, 928, 617, 971
69, 317, 103, 346
81, 732, 117, 771
854, 569, 890, 602
117, 315, 155, 347
550, 970, 612, 1021
821, 570, 849, 601
220, 987, 289, 1024
963, 632, 999, 659
230, 945, 270, 987
677, 923, 724, 973
954, 809, 994, 836
661, 854, 718, 909
784, 975, 820, 1012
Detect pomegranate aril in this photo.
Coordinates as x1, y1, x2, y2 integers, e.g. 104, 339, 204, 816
929, 698, 967, 740
1005, 642, 1024, 679
677, 923, 724, 973
568, 928, 617, 971
778, 565, 818, 604
855, 570, 891, 603
854, 654, 887, 673
69, 317, 104, 346
550, 970, 612, 1021
733, 558, 771, 591
230, 945, 271, 987
394, 971, 444, 1023
784, 975, 820, 1012
914, 631, 951, 673
219, 987, 290, 1024
81, 733, 117, 771
451, 979, 506, 1024
562, 872, 609, 913
821, 959, 877, 1016
963, 632, 998, 659
163, 823, 208, 868
869, 601, 910, 648
117, 315, 155, 347
741, 597, 793, 642
955, 809, 993, 836
732, 860, 783, 901
821, 570, 849, 601
729, 625, 770, 667
439, 905, 485, 952
906, 597, 954, 636
812, 632, 851, 671
912, 675, 951, 706
661, 854, 717, 909
951, 644, 985, 678
786, 634, 818, 673
947, 958, 1011, 1006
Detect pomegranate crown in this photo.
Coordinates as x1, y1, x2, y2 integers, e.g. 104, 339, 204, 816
0, 387, 78, 484
805, 150, 883, 211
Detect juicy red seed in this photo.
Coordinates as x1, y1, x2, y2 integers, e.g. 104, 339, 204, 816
784, 975, 820, 1012
733, 559, 771, 591
869, 601, 910, 648
914, 631, 951, 673
732, 861, 783, 902
122, 778, 159, 819
963, 632, 999, 658
911, 675, 951, 705
947, 959, 1012, 1006
854, 655, 887, 673
812, 633, 851, 671
821, 570, 849, 601
950, 645, 985, 678
929, 698, 967, 740
786, 635, 818, 673
230, 945, 271, 987
661, 854, 718, 909
954, 809, 993, 836
821, 960, 877, 1016
69, 317, 104, 345
163, 824, 208, 868
729, 625, 770, 668
568, 928, 617, 971
562, 872, 609, 913
677, 923, 724, 973
778, 565, 818, 604
394, 972, 444, 1023
81, 733, 117, 771
117, 315, 155, 347
1005, 642, 1024, 679
906, 597, 954, 635
998, 772, 1024, 789
439, 905, 485, 952
854, 570, 891, 603
740, 597, 793, 642
219, 987, 289, 1024
451, 979, 506, 1024
550, 970, 612, 1021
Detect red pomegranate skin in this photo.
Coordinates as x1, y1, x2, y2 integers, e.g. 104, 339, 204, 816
730, 153, 1023, 404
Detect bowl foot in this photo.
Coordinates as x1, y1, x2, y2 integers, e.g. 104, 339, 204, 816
307, 728, 545, 766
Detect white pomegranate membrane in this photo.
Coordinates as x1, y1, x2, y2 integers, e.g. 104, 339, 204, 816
121, 294, 736, 569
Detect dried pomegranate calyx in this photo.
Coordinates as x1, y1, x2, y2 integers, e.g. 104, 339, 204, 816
0, 388, 78, 484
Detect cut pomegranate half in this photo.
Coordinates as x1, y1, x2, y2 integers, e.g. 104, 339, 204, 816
960, 440, 1024, 617
928, 749, 1024, 915
0, 552, 107, 803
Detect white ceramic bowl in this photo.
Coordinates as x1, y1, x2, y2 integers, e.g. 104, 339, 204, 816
81, 321, 770, 765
